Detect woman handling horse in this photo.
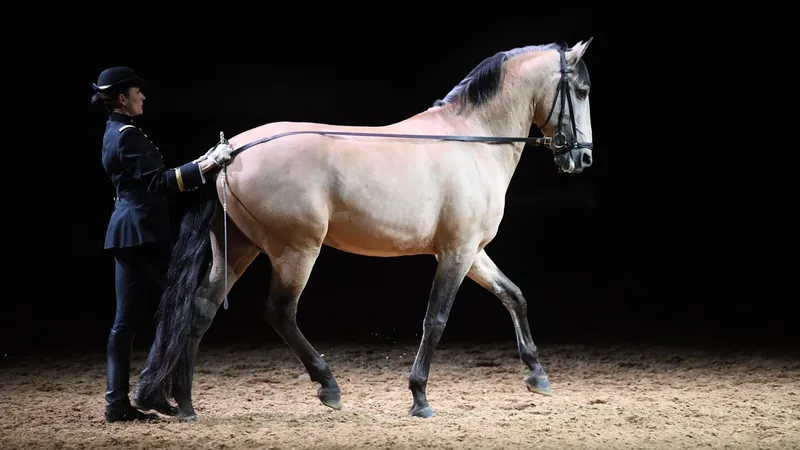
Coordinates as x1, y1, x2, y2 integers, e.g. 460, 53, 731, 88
91, 66, 233, 422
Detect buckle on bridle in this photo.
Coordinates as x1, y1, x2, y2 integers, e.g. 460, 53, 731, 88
552, 132, 568, 149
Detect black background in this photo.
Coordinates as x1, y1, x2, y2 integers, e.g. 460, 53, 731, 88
3, 6, 797, 357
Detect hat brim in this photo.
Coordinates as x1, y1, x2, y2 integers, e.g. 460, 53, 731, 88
93, 77, 148, 92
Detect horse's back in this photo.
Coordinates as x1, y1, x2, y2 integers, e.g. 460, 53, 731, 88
224, 121, 446, 255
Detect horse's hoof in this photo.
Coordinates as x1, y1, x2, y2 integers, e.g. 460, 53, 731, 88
525, 374, 553, 396
318, 387, 342, 410
409, 404, 435, 418
132, 397, 180, 417
178, 413, 198, 422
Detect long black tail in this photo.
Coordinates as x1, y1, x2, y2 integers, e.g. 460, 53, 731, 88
137, 179, 220, 401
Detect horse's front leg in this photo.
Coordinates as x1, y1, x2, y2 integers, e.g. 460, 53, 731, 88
466, 249, 551, 395
408, 245, 476, 418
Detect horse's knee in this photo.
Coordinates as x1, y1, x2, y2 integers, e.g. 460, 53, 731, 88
495, 280, 526, 310
422, 318, 448, 332
508, 285, 526, 307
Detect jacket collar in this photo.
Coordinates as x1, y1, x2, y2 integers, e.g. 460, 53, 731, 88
109, 111, 135, 125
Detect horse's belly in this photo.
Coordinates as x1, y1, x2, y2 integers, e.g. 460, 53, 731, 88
324, 195, 439, 257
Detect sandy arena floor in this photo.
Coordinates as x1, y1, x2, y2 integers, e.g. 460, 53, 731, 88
1, 341, 799, 449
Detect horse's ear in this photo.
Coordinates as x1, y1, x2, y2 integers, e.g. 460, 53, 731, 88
567, 37, 593, 66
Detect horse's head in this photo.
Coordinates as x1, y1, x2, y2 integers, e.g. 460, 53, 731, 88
534, 38, 594, 174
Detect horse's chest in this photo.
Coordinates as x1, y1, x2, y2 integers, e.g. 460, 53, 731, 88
480, 204, 505, 235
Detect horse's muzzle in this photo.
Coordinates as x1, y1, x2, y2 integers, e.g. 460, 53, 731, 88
555, 147, 592, 173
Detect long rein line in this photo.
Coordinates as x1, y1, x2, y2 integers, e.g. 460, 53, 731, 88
213, 128, 558, 310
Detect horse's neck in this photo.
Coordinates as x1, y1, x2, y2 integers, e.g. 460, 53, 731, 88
395, 69, 541, 187
474, 92, 536, 141
477, 91, 535, 176
456, 80, 539, 186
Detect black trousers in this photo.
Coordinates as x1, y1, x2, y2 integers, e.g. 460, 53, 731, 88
106, 242, 171, 408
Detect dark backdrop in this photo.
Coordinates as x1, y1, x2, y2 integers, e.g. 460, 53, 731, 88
3, 6, 797, 356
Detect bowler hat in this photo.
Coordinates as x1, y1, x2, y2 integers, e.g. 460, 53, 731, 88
93, 66, 148, 93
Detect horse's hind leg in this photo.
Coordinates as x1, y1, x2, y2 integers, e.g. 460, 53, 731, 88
408, 245, 477, 418
171, 213, 260, 420
263, 244, 342, 410
466, 249, 551, 395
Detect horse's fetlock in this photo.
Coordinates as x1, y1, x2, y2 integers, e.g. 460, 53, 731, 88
408, 374, 428, 390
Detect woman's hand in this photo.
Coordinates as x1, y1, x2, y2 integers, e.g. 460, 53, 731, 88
194, 145, 216, 163
198, 158, 217, 173
207, 143, 233, 165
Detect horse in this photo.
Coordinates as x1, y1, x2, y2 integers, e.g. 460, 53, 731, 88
135, 38, 595, 421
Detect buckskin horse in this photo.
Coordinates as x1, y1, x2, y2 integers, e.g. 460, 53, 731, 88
136, 38, 595, 420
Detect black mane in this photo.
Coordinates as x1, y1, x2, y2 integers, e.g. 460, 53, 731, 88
434, 42, 585, 112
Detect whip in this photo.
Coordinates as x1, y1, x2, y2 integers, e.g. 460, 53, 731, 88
218, 131, 229, 310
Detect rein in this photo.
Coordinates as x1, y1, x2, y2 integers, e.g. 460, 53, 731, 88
230, 129, 560, 157
211, 45, 591, 310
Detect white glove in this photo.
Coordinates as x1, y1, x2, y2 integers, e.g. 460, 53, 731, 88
207, 143, 233, 165
194, 145, 216, 163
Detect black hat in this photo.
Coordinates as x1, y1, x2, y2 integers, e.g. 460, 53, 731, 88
93, 66, 148, 93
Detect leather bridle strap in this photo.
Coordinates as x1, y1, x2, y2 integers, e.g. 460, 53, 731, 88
540, 46, 593, 156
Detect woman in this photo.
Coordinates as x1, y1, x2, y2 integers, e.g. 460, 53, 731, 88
91, 66, 232, 422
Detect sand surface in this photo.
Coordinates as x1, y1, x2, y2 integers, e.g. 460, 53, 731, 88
1, 341, 799, 449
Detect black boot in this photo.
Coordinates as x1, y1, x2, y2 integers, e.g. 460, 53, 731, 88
105, 329, 159, 422
105, 404, 159, 423
105, 328, 132, 410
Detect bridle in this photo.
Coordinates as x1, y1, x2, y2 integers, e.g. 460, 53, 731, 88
212, 45, 592, 309
540, 47, 594, 157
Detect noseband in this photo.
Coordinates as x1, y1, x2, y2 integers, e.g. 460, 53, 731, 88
540, 47, 594, 157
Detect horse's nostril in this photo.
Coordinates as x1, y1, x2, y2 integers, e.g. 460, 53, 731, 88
582, 152, 593, 166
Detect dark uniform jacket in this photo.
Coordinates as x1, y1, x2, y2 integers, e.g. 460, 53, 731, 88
101, 112, 206, 249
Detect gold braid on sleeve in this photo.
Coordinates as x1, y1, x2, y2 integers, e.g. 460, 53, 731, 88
175, 168, 185, 192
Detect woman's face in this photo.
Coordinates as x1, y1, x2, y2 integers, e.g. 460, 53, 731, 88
118, 87, 146, 116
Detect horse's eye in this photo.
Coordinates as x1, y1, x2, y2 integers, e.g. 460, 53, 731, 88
576, 88, 589, 98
